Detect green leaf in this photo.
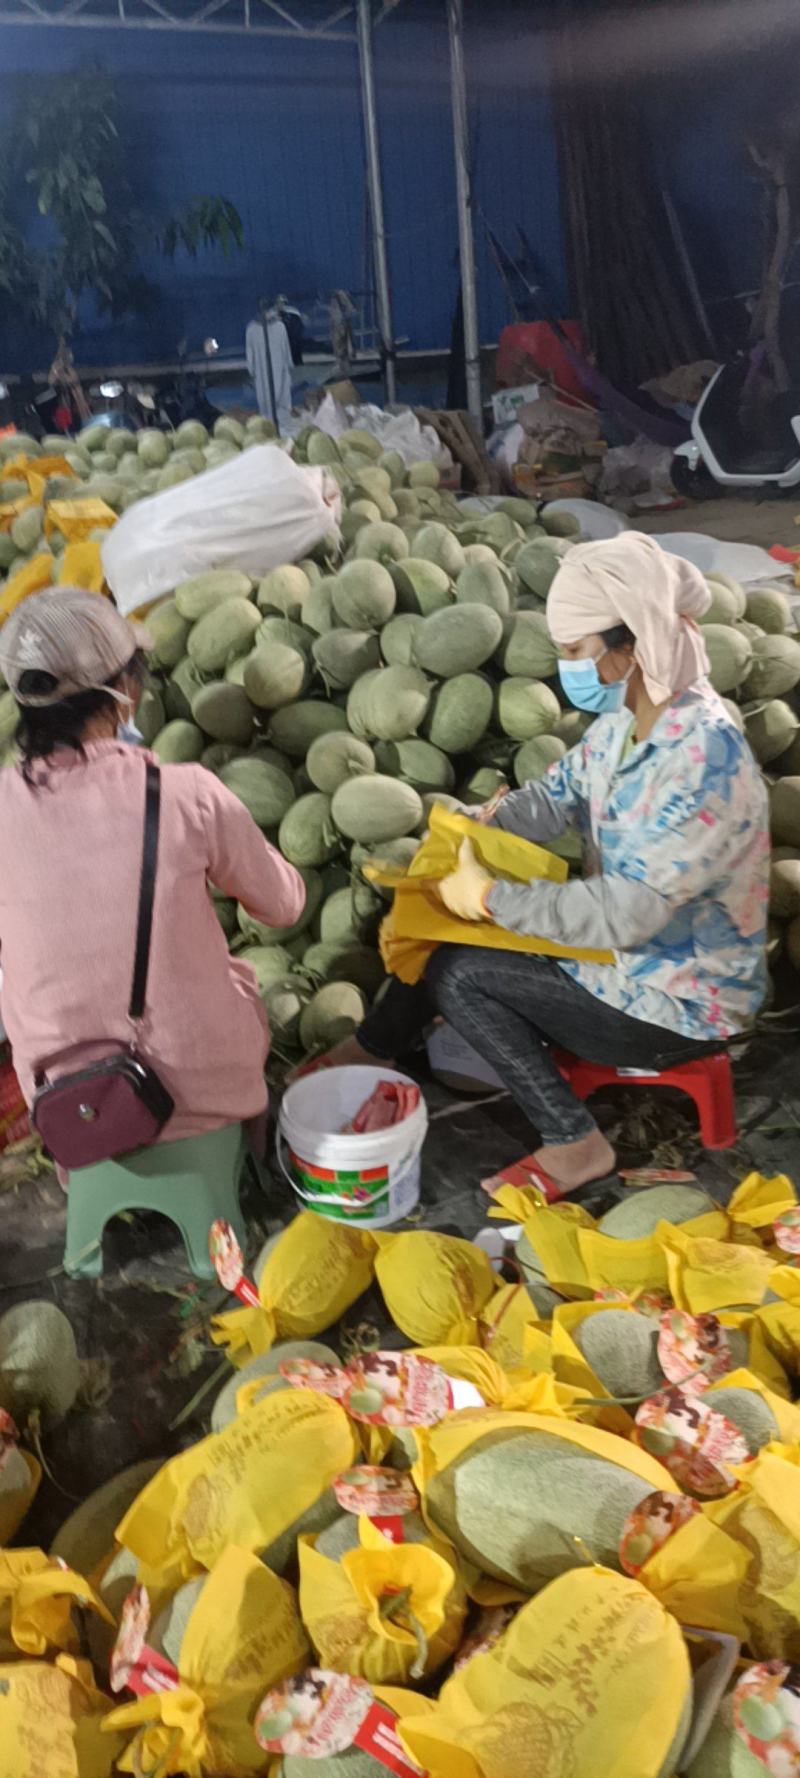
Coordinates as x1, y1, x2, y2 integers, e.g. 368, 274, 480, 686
93, 219, 116, 249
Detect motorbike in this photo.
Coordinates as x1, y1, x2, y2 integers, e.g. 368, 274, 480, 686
671, 349, 800, 497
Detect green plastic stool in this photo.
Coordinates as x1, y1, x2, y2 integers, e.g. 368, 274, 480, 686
63, 1123, 248, 1280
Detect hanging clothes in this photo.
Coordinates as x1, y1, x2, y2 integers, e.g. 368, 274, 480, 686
245, 314, 293, 430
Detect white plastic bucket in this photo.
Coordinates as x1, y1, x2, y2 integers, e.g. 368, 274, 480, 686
277, 1066, 427, 1229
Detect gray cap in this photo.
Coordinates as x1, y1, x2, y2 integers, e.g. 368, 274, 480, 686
0, 587, 151, 707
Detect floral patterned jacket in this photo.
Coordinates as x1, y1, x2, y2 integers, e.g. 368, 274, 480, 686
488, 683, 770, 1038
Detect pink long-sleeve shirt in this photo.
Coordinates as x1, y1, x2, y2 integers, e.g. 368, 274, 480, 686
0, 739, 306, 1141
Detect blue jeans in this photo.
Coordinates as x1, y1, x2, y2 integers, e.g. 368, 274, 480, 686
359, 947, 717, 1146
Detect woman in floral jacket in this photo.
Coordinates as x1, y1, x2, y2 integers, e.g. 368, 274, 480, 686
320, 535, 769, 1197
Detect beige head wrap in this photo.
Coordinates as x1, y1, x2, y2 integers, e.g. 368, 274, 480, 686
546, 531, 711, 704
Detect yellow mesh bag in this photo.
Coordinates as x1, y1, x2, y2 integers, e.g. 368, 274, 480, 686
0, 1654, 122, 1778
211, 1213, 376, 1366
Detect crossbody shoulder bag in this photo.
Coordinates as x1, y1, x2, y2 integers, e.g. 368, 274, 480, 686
31, 761, 175, 1168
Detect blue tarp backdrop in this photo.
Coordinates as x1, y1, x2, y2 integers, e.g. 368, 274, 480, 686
0, 7, 565, 374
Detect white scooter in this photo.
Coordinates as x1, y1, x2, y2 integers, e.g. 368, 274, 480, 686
672, 352, 800, 498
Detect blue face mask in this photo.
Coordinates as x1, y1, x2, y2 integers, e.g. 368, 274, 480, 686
558, 652, 632, 715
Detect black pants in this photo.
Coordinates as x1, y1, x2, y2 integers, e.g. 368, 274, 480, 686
359, 946, 718, 1144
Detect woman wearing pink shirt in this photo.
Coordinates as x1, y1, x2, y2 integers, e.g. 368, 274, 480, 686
0, 587, 305, 1143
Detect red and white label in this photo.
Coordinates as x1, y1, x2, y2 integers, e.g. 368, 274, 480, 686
255, 1670, 426, 1772
733, 1662, 800, 1773
619, 1490, 700, 1577
208, 1219, 260, 1306
657, 1309, 735, 1392
110, 1586, 180, 1696
634, 1385, 749, 1498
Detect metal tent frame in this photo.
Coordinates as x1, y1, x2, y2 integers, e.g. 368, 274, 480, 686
0, 0, 483, 421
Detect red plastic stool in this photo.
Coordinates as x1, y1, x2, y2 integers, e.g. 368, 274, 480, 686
551, 1048, 737, 1150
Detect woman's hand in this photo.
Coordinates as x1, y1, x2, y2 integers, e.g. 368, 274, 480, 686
438, 838, 494, 921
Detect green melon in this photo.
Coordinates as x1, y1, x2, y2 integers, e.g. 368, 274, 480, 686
149, 599, 192, 670
243, 643, 307, 709
306, 731, 376, 795
0, 1302, 80, 1425
312, 629, 381, 692
413, 521, 465, 578
460, 765, 508, 804
136, 689, 166, 746
238, 945, 296, 998
598, 1184, 714, 1239
380, 613, 426, 667
10, 507, 43, 554
51, 1460, 163, 1573
515, 540, 561, 598
772, 775, 800, 849
152, 720, 204, 763
769, 850, 800, 918
744, 634, 800, 699
745, 587, 791, 634
165, 657, 206, 722
514, 734, 567, 783
332, 775, 423, 842
174, 569, 252, 622
575, 1310, 665, 1401
391, 558, 453, 617
279, 794, 338, 868
498, 678, 561, 741
257, 565, 311, 619
353, 522, 410, 565
502, 611, 558, 679
744, 699, 799, 765
414, 605, 503, 677
187, 599, 261, 673
238, 867, 323, 946
426, 673, 494, 753
700, 581, 743, 625
303, 578, 337, 636
269, 701, 349, 758
191, 682, 254, 746
374, 737, 455, 793
455, 560, 511, 616
302, 942, 385, 997
256, 616, 315, 659
137, 431, 170, 469
702, 624, 753, 694
213, 415, 245, 447
331, 561, 396, 630
299, 982, 367, 1051
363, 664, 431, 741
220, 757, 295, 828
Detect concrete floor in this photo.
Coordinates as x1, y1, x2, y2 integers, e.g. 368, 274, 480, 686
3, 1013, 798, 1553
639, 490, 800, 551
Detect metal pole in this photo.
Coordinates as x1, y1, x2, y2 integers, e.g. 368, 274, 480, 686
446, 0, 482, 427
258, 299, 280, 433
357, 0, 397, 404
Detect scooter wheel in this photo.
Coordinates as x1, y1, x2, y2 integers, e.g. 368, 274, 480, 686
670, 455, 718, 500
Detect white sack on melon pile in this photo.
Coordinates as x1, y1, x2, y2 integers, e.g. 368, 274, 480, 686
103, 445, 341, 615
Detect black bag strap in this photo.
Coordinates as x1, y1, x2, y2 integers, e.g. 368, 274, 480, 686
129, 762, 161, 1025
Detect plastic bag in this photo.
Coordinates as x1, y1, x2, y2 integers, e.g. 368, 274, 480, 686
658, 1224, 777, 1312
704, 1442, 800, 1661
58, 541, 106, 594
115, 1388, 359, 1592
623, 1494, 749, 1639
211, 1213, 376, 1367
365, 804, 612, 984
0, 1548, 113, 1659
397, 1567, 692, 1778
374, 1231, 498, 1346
45, 498, 116, 542
0, 553, 55, 625
103, 446, 341, 615
105, 1547, 309, 1778
299, 1530, 466, 1686
0, 1654, 123, 1778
